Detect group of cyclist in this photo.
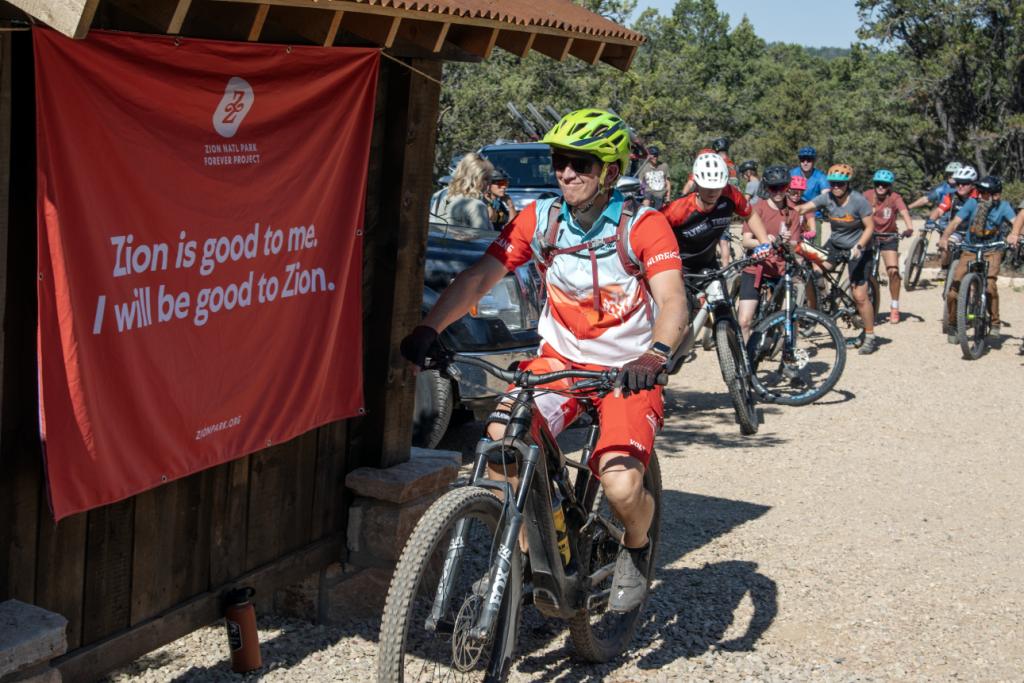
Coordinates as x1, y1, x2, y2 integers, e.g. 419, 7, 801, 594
402, 108, 1022, 617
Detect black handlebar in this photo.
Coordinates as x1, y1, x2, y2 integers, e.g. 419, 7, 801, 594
429, 351, 668, 390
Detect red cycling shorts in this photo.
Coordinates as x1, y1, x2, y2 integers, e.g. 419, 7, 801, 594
507, 345, 664, 478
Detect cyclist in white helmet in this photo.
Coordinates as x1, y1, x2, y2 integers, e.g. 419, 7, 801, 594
907, 161, 962, 211
929, 164, 979, 270
662, 152, 771, 274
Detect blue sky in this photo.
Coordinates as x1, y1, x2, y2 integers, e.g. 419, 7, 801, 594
633, 1, 863, 48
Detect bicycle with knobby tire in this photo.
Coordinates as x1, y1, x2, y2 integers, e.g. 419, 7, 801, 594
746, 241, 847, 406
954, 241, 1005, 360
378, 353, 663, 682
667, 254, 762, 435
798, 244, 872, 342
939, 235, 964, 334
903, 220, 944, 291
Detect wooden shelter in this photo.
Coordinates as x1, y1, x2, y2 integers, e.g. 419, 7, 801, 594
0, 1, 642, 680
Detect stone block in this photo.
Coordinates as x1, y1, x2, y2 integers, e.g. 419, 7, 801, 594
345, 452, 457, 505
347, 494, 436, 564
0, 601, 67, 680
321, 567, 394, 622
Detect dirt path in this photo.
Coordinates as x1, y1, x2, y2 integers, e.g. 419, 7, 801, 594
107, 281, 1024, 682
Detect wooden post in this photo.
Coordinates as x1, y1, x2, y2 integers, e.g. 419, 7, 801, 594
357, 57, 441, 470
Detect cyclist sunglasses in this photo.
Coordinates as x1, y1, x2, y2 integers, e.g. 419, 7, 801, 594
799, 156, 816, 162
829, 181, 848, 188
874, 182, 891, 189
491, 179, 509, 187
767, 183, 789, 193
552, 153, 598, 174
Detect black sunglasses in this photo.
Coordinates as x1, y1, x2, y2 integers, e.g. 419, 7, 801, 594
874, 183, 891, 189
767, 183, 789, 193
829, 181, 848, 188
799, 157, 816, 162
552, 153, 597, 174
952, 180, 974, 187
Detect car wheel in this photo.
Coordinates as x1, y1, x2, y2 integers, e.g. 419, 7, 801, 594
412, 369, 455, 448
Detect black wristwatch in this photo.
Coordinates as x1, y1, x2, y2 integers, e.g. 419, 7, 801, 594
650, 341, 672, 358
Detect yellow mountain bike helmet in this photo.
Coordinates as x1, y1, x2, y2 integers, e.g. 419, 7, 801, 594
541, 109, 631, 172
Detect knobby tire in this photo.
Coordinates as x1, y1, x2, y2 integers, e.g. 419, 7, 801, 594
749, 307, 846, 406
714, 318, 759, 435
956, 271, 986, 360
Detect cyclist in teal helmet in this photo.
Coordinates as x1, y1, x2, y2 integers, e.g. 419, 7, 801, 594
864, 169, 915, 323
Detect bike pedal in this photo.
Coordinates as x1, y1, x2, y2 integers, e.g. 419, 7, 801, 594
586, 589, 610, 613
532, 588, 561, 617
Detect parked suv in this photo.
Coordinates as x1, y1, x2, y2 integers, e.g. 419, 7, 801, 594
478, 142, 561, 210
413, 222, 543, 447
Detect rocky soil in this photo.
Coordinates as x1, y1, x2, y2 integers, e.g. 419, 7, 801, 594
106, 279, 1024, 682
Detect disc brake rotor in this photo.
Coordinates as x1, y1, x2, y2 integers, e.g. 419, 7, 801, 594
451, 594, 485, 672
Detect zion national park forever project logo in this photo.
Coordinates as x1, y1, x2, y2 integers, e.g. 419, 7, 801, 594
213, 77, 254, 138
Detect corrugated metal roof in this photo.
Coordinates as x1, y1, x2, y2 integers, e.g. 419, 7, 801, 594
344, 0, 644, 44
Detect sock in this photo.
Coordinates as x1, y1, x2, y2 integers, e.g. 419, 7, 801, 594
891, 300, 899, 308
864, 332, 876, 340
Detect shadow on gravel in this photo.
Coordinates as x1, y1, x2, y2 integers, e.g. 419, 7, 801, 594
515, 491, 774, 680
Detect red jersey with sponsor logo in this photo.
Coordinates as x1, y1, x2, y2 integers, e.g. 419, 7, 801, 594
486, 193, 681, 368
863, 189, 908, 233
661, 184, 751, 269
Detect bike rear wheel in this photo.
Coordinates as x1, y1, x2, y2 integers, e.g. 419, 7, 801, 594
903, 236, 925, 290
378, 487, 522, 683
956, 271, 987, 360
568, 451, 662, 662
714, 318, 759, 435
749, 307, 846, 406
941, 253, 958, 333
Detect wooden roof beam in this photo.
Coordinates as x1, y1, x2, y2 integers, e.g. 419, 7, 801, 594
600, 42, 638, 72
168, 0, 192, 33
323, 10, 343, 46
532, 34, 572, 63
495, 29, 535, 59
395, 18, 450, 53
570, 38, 605, 66
5, 0, 100, 38
258, 4, 338, 45
97, 0, 183, 34
445, 25, 499, 60
247, 3, 269, 41
341, 11, 401, 48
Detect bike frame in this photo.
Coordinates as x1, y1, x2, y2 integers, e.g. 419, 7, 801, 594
959, 241, 1005, 333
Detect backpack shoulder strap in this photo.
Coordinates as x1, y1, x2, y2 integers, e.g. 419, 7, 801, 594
615, 199, 643, 278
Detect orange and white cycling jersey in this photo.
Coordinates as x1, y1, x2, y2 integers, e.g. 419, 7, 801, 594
486, 191, 681, 368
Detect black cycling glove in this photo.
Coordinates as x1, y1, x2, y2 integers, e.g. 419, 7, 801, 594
617, 350, 667, 393
400, 325, 438, 368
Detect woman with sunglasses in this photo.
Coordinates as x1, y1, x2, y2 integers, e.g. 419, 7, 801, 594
796, 163, 880, 354
736, 166, 811, 341
939, 175, 1014, 343
864, 169, 915, 324
485, 167, 517, 230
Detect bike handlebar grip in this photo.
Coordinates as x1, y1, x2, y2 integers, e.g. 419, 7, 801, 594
656, 372, 669, 386
802, 230, 816, 240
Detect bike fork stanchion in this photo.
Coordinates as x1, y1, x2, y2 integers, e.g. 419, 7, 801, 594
425, 440, 502, 631
470, 444, 539, 642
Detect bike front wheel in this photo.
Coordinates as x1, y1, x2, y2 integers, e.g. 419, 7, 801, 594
956, 271, 987, 360
749, 307, 847, 406
714, 317, 759, 435
568, 451, 662, 662
378, 487, 522, 683
903, 236, 925, 290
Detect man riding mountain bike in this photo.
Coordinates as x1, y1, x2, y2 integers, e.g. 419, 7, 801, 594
400, 109, 688, 614
939, 175, 1014, 343
796, 163, 880, 354
662, 152, 772, 274
907, 161, 961, 212
864, 169, 915, 323
681, 137, 738, 195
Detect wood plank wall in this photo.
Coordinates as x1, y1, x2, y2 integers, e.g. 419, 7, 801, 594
0, 30, 429, 682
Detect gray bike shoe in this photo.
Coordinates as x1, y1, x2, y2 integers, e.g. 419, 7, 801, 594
947, 330, 958, 344
858, 335, 879, 355
608, 541, 651, 613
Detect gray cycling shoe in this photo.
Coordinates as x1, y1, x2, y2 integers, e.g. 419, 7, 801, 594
858, 334, 879, 355
608, 541, 651, 613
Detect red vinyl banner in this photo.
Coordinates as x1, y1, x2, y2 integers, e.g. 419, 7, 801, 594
34, 29, 378, 520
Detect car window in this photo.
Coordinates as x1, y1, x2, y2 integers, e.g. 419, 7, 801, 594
481, 149, 557, 188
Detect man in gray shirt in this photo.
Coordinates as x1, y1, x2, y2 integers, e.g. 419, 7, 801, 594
738, 160, 760, 205
797, 163, 879, 354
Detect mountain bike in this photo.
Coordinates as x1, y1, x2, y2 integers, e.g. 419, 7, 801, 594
797, 243, 871, 340
955, 241, 1005, 360
903, 220, 944, 291
746, 241, 847, 406
667, 254, 761, 435
378, 353, 663, 682
939, 235, 964, 334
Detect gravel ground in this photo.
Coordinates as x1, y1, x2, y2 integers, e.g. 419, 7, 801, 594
107, 279, 1024, 682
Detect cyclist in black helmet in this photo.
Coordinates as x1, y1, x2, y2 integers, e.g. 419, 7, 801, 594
738, 160, 760, 204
